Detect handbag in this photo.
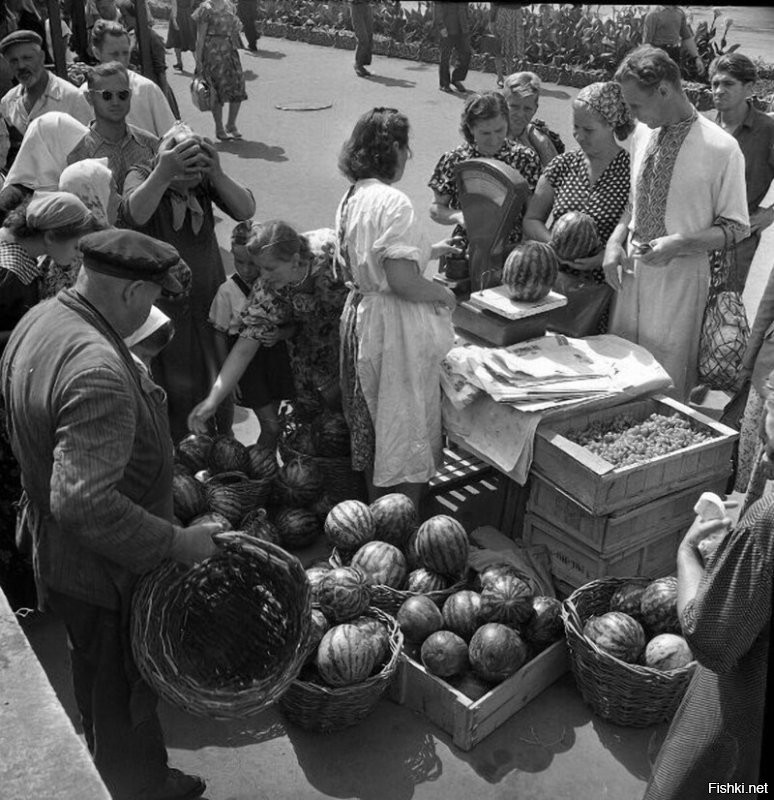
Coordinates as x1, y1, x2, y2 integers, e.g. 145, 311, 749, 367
697, 231, 750, 391
546, 270, 613, 338
190, 75, 211, 113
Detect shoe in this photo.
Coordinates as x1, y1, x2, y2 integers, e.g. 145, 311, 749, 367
452, 81, 467, 92
496, 77, 504, 88
173, 62, 183, 71
354, 65, 370, 77
131, 768, 205, 800
225, 126, 243, 140
215, 130, 232, 141
439, 84, 453, 93
247, 43, 258, 52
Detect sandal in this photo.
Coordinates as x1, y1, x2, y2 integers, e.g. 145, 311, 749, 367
225, 126, 243, 140
215, 130, 232, 141
496, 77, 504, 88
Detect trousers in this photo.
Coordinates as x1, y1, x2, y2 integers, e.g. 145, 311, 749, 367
439, 33, 471, 87
237, 0, 259, 48
350, 2, 373, 67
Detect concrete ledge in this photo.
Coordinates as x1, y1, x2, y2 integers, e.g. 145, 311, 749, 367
0, 590, 111, 800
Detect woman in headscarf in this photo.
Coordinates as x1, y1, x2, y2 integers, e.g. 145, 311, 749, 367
523, 81, 634, 333
38, 158, 117, 298
122, 121, 255, 441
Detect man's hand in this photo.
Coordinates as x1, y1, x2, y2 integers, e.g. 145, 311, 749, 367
602, 241, 631, 290
168, 520, 224, 566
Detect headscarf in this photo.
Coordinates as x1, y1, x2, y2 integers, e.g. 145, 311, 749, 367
124, 304, 172, 348
575, 81, 633, 132
59, 158, 114, 228
26, 190, 93, 231
158, 121, 205, 235
3, 112, 89, 190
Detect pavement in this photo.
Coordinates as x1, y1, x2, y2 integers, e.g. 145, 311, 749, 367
18, 31, 774, 800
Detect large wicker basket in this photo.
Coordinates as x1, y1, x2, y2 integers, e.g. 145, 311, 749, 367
278, 606, 403, 731
561, 577, 697, 728
131, 532, 311, 718
328, 548, 466, 615
205, 470, 274, 514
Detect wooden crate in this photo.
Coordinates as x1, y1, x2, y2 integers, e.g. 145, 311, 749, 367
389, 639, 569, 751
526, 473, 729, 555
522, 512, 682, 590
531, 394, 737, 515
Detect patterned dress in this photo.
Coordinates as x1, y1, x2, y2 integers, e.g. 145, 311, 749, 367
191, 0, 247, 105
644, 493, 772, 798
166, 0, 197, 51
491, 3, 524, 75
428, 139, 541, 249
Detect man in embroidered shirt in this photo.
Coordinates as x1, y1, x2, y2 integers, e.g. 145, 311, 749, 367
0, 30, 92, 170
603, 45, 750, 401
68, 61, 157, 192
0, 229, 216, 800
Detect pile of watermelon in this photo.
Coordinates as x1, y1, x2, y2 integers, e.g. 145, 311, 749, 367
396, 563, 565, 700
172, 432, 331, 553
582, 577, 695, 671
283, 410, 352, 460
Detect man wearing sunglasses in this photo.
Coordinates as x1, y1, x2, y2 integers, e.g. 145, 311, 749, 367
68, 61, 158, 192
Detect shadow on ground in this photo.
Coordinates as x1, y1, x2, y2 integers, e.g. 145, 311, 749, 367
252, 48, 287, 60
214, 140, 288, 161
363, 74, 417, 89
539, 87, 573, 100
242, 69, 259, 82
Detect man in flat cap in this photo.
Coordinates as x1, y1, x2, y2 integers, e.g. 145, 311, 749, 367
0, 229, 217, 800
0, 29, 92, 171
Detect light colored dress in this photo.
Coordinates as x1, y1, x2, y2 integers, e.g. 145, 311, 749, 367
336, 179, 454, 487
609, 113, 749, 400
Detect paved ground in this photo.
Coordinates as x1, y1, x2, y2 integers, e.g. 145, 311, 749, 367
20, 31, 774, 800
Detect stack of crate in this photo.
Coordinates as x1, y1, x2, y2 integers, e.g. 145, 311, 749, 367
521, 395, 738, 596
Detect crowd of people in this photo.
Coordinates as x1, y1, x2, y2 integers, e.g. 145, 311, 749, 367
0, 4, 772, 799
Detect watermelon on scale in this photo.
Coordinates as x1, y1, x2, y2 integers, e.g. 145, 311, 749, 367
549, 210, 600, 261
502, 242, 559, 302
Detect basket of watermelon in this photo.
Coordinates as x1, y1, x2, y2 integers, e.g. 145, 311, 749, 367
278, 563, 403, 731
561, 576, 697, 728
130, 532, 312, 718
325, 497, 468, 614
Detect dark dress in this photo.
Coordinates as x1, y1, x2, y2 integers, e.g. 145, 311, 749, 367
644, 493, 772, 798
166, 0, 197, 51
122, 170, 252, 440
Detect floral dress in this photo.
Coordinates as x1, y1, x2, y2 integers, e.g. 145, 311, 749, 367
428, 139, 541, 249
191, 0, 247, 105
238, 229, 348, 417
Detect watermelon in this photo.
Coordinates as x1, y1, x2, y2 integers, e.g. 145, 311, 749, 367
246, 443, 278, 481
285, 424, 316, 457
479, 574, 533, 627
208, 435, 250, 475
351, 616, 391, 668
414, 515, 469, 578
173, 461, 192, 478
644, 633, 694, 671
205, 484, 243, 525
305, 608, 330, 664
477, 562, 527, 589
502, 242, 559, 302
524, 596, 563, 648
312, 412, 351, 457
316, 566, 371, 622
306, 564, 331, 602
240, 508, 280, 544
640, 577, 680, 636
421, 630, 469, 678
274, 507, 320, 549
351, 541, 408, 588
406, 568, 449, 594
316, 624, 376, 686
449, 672, 494, 701
310, 493, 335, 522
188, 511, 232, 530
369, 493, 418, 548
469, 623, 528, 683
176, 433, 213, 473
405, 530, 421, 570
273, 457, 324, 507
396, 595, 444, 643
324, 500, 375, 551
549, 210, 600, 261
609, 582, 646, 621
172, 472, 208, 523
441, 590, 482, 642
583, 611, 646, 664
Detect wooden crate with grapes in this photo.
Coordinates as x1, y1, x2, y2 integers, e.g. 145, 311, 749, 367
531, 395, 738, 516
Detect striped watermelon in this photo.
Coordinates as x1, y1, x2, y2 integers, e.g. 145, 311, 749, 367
397, 595, 444, 643
502, 242, 559, 302
469, 623, 528, 682
317, 566, 371, 622
441, 590, 482, 642
351, 616, 391, 668
208, 435, 250, 475
246, 443, 278, 481
421, 630, 469, 678
311, 412, 351, 457
324, 500, 375, 551
640, 577, 680, 636
172, 473, 208, 523
310, 493, 335, 522
274, 458, 324, 507
205, 484, 243, 525
609, 582, 646, 621
549, 210, 600, 261
240, 508, 280, 544
351, 541, 408, 588
479, 574, 533, 627
524, 596, 563, 648
176, 433, 213, 473
188, 511, 232, 530
414, 515, 469, 578
274, 507, 320, 549
406, 568, 449, 593
644, 633, 694, 671
306, 564, 331, 603
405, 530, 421, 570
583, 611, 646, 664
316, 624, 377, 686
477, 562, 528, 591
369, 493, 418, 548
305, 608, 330, 664
173, 461, 192, 478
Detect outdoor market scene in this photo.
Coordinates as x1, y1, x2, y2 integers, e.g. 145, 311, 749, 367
1, 2, 773, 799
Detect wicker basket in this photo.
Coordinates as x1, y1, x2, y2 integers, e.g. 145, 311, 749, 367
329, 549, 466, 615
131, 532, 311, 718
278, 440, 367, 505
278, 606, 402, 731
205, 470, 274, 514
561, 577, 697, 728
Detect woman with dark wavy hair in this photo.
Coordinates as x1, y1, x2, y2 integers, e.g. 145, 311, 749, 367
336, 107, 460, 507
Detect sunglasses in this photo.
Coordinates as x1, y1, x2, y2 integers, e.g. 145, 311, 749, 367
91, 89, 131, 102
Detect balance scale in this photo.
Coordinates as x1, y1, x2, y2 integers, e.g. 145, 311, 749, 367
438, 158, 566, 346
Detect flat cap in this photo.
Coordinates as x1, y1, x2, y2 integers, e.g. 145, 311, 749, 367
0, 30, 44, 54
79, 229, 185, 296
